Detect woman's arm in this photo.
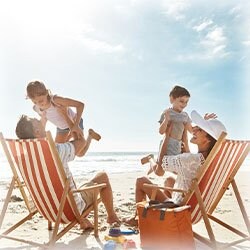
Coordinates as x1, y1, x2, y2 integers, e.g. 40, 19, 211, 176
181, 127, 190, 153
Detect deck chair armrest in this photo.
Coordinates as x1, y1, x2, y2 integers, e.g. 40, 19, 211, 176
72, 183, 107, 193
143, 183, 187, 194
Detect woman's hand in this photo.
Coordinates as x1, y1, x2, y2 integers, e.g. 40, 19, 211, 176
204, 113, 217, 120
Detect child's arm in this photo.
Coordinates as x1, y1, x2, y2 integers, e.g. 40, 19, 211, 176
53, 95, 84, 138
159, 109, 171, 135
40, 112, 48, 129
56, 105, 74, 128
33, 105, 47, 128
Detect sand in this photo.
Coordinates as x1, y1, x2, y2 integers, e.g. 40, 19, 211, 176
0, 170, 249, 250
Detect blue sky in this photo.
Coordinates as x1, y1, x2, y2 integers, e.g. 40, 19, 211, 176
0, 0, 249, 152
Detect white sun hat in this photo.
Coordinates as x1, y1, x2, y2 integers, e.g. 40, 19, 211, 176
191, 110, 227, 140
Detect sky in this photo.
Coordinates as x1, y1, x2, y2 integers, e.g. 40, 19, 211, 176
0, 0, 249, 152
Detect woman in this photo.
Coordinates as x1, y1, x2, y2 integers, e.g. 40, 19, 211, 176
124, 110, 226, 226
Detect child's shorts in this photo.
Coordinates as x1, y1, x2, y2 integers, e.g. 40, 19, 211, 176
56, 118, 84, 133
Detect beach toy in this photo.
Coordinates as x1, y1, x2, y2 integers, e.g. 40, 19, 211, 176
123, 239, 136, 249
120, 229, 138, 235
103, 240, 116, 250
104, 235, 127, 244
109, 227, 121, 237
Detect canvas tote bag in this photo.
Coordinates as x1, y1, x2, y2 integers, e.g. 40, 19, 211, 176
137, 201, 195, 250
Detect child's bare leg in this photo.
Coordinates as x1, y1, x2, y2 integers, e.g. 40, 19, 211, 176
141, 154, 154, 164
158, 134, 169, 167
77, 129, 101, 157
89, 129, 101, 141
147, 156, 157, 175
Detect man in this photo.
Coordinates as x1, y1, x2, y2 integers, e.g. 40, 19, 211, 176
15, 115, 120, 229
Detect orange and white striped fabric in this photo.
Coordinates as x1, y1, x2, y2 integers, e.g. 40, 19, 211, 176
5, 138, 76, 224
188, 139, 250, 224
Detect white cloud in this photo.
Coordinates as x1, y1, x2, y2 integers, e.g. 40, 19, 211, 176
197, 26, 228, 58
212, 45, 227, 55
80, 37, 125, 54
193, 19, 213, 32
161, 0, 190, 20
229, 4, 242, 19
205, 27, 226, 44
242, 41, 250, 47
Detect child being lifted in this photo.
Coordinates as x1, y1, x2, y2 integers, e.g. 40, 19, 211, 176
142, 85, 192, 192
26, 80, 101, 156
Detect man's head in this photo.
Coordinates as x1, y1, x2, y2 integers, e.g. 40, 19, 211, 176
16, 115, 46, 139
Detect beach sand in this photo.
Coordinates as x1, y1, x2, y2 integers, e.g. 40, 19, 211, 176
0, 170, 249, 250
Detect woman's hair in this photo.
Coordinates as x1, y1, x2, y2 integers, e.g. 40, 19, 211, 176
169, 85, 190, 98
26, 80, 49, 99
206, 133, 217, 155
15, 115, 35, 139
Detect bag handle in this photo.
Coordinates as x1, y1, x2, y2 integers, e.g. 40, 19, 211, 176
142, 200, 179, 220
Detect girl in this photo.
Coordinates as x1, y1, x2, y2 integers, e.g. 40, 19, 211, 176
26, 80, 100, 155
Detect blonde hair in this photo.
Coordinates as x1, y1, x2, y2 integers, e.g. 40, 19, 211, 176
26, 80, 49, 99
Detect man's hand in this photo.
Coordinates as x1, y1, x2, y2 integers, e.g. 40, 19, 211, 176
70, 124, 83, 139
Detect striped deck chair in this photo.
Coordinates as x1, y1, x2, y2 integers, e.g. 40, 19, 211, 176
0, 131, 106, 248
145, 132, 250, 249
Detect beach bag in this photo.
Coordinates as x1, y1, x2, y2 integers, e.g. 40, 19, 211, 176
137, 201, 195, 250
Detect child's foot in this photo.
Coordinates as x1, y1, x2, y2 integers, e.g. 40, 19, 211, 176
89, 129, 101, 141
141, 154, 154, 165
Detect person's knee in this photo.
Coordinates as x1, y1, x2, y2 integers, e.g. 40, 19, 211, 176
136, 176, 149, 189
92, 171, 109, 184
164, 176, 175, 188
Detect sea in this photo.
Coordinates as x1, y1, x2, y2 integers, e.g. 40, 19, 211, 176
0, 151, 155, 181
0, 151, 249, 182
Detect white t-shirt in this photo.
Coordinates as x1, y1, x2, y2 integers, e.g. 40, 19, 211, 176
162, 153, 205, 204
56, 142, 85, 213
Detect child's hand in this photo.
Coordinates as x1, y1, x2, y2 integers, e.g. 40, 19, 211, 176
164, 108, 171, 121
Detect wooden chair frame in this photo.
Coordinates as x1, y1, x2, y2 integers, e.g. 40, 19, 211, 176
144, 132, 250, 249
0, 131, 106, 248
